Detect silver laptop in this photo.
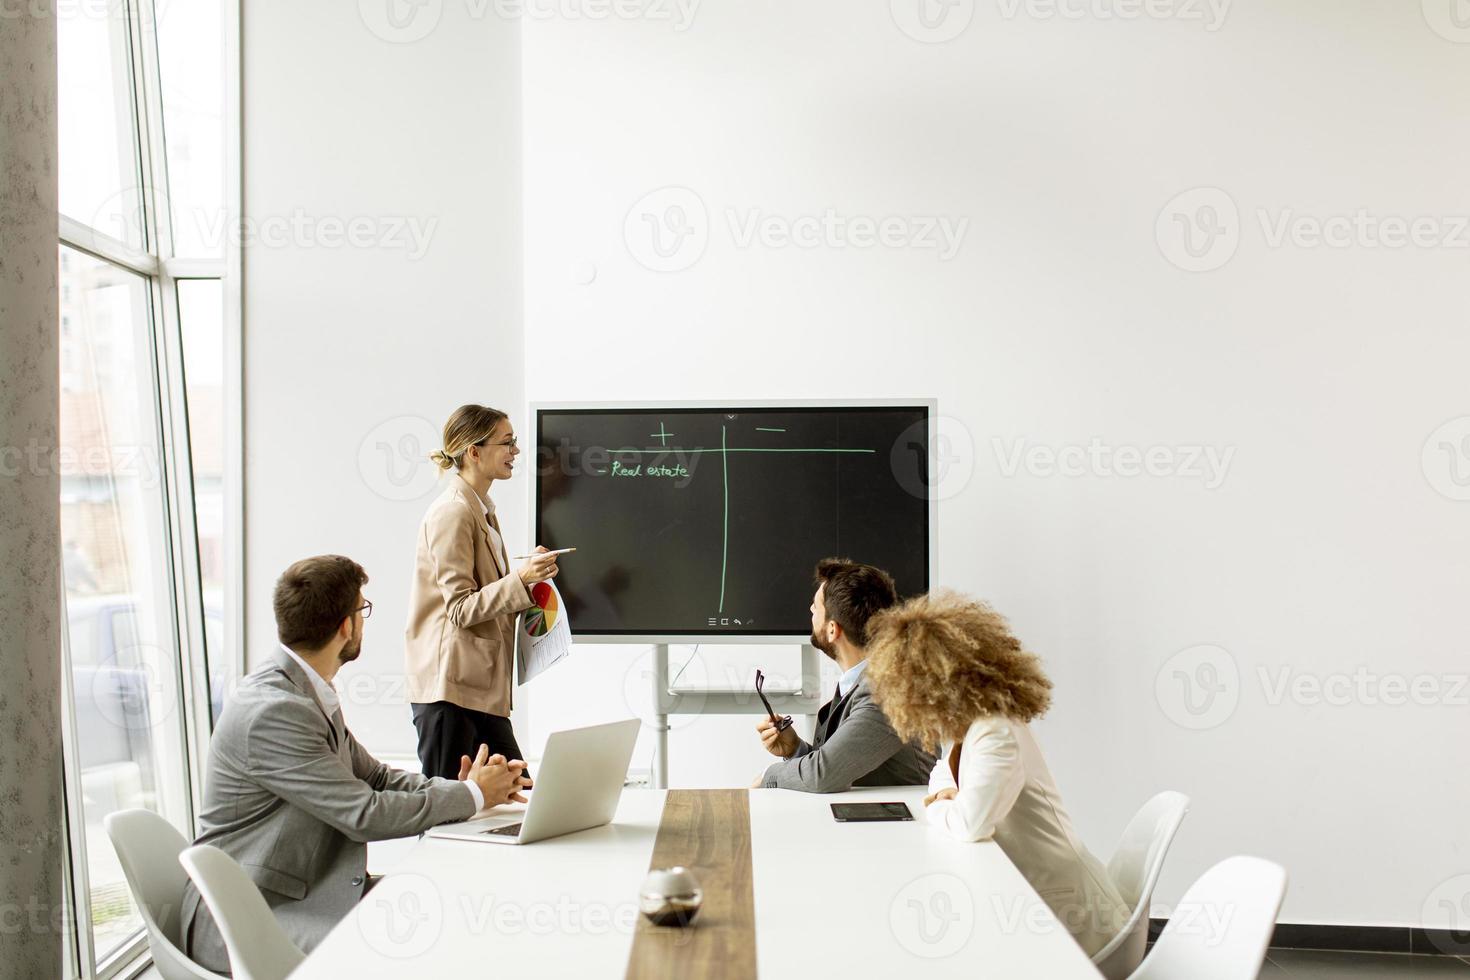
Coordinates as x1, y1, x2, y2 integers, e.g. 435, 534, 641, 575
426, 718, 640, 845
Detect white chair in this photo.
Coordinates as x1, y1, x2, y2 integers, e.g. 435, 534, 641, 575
1092, 791, 1191, 980
103, 810, 227, 980
178, 845, 305, 980
1129, 856, 1288, 980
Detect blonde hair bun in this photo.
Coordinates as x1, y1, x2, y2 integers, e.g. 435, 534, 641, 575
437, 405, 509, 473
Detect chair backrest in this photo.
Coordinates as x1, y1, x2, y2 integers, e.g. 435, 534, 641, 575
1092, 791, 1191, 980
178, 845, 306, 980
1129, 856, 1288, 980
1108, 791, 1192, 908
103, 810, 226, 980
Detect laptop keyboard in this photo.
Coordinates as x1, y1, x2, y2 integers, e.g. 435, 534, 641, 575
481, 822, 523, 837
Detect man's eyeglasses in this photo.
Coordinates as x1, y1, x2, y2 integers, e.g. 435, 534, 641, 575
355, 600, 373, 619
755, 669, 794, 732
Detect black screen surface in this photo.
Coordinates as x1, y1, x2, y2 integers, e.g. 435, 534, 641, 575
534, 405, 930, 637
830, 802, 915, 822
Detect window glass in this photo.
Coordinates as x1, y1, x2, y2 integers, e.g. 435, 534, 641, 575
157, 0, 226, 257
59, 1, 144, 246
178, 278, 229, 720
59, 245, 191, 961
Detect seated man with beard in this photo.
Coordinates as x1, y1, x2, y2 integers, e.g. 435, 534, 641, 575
752, 558, 935, 792
181, 555, 530, 973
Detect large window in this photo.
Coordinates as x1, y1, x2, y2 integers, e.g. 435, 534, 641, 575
57, 0, 239, 976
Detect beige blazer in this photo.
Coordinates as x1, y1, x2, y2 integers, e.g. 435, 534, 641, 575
405, 474, 534, 717
927, 716, 1128, 958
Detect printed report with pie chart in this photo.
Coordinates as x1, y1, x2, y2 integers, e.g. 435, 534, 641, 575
524, 581, 559, 636
517, 580, 573, 684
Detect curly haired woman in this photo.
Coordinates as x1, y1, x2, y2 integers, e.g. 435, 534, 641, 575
865, 591, 1128, 959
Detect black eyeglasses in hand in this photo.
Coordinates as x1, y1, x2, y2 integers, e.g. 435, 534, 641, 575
755, 669, 794, 732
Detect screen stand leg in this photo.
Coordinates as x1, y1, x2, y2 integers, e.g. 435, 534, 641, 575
799, 643, 822, 740
651, 643, 670, 790
648, 642, 820, 788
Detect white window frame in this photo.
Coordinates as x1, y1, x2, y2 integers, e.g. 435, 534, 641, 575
56, 0, 242, 975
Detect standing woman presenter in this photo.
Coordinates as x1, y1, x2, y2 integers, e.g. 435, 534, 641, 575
406, 404, 559, 780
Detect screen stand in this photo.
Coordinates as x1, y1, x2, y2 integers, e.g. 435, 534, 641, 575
649, 643, 823, 790
650, 643, 670, 790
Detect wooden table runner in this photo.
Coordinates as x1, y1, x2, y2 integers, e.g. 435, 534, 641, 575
624, 789, 757, 980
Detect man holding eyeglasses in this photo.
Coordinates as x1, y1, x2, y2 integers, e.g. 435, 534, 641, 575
180, 555, 531, 973
751, 559, 935, 792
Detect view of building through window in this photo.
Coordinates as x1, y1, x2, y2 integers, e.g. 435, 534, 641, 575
58, 245, 193, 959
56, 0, 235, 975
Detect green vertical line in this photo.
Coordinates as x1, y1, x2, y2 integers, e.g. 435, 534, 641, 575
719, 424, 729, 613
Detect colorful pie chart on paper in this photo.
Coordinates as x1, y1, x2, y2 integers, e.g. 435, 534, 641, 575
525, 581, 559, 637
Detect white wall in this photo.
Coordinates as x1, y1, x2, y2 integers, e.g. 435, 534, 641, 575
519, 0, 1470, 928
243, 1, 525, 756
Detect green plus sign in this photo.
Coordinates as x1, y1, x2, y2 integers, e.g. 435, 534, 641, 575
650, 422, 674, 447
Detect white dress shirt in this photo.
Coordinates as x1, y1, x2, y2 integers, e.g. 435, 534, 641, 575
280, 643, 340, 716
470, 483, 512, 571
837, 658, 868, 699
280, 643, 484, 812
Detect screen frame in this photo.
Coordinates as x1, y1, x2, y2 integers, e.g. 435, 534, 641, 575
529, 398, 939, 644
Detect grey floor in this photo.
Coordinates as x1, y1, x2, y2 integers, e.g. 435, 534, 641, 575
1258, 949, 1470, 978
136, 949, 1470, 978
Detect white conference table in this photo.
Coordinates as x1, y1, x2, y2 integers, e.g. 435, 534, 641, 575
292, 786, 1101, 978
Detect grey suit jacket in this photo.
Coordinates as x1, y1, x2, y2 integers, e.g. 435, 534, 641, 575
181, 648, 477, 974
760, 674, 935, 792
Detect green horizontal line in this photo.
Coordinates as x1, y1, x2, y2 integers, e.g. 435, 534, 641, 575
755, 427, 786, 432
722, 448, 875, 454
613, 448, 876, 455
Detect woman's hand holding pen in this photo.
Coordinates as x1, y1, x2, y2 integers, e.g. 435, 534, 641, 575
517, 545, 559, 587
